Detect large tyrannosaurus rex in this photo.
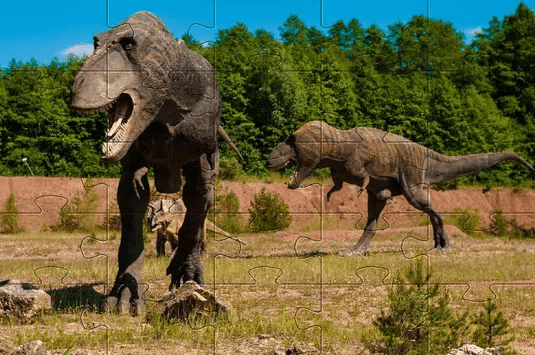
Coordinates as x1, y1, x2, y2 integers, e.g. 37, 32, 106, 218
267, 121, 535, 255
70, 12, 240, 315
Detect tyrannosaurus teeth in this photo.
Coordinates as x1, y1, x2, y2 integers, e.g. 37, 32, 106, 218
107, 118, 123, 138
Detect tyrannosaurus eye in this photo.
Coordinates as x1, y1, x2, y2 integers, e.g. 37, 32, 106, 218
285, 134, 295, 144
119, 37, 136, 50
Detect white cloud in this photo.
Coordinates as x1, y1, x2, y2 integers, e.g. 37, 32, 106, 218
465, 26, 483, 37
61, 44, 94, 57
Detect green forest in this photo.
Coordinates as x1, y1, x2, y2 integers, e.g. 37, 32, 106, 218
1, 3, 535, 187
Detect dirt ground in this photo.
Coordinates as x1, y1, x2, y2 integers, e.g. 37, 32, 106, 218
1, 177, 535, 354
2, 176, 535, 231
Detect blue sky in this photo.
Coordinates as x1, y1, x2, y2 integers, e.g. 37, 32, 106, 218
1, 0, 533, 68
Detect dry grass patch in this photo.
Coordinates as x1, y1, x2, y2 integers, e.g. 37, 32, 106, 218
2, 222, 535, 354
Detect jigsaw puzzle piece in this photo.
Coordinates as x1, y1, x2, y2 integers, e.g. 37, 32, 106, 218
323, 236, 431, 285
33, 266, 105, 313
79, 228, 154, 311
296, 257, 430, 353
399, 189, 535, 245
109, 1, 215, 97
317, 186, 414, 254
214, 267, 322, 353
32, 66, 72, 93
487, 206, 535, 234
33, 266, 70, 292
0, 175, 112, 230
290, 214, 326, 259
0, 178, 67, 214
71, 22, 152, 100
399, 191, 535, 256
241, 52, 290, 131
442, 282, 535, 352
210, 183, 323, 284
293, 211, 364, 257
212, 228, 322, 285
0, 189, 112, 304
418, 237, 535, 352
7, 266, 108, 354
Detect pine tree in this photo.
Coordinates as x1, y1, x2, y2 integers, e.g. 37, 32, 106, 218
471, 301, 514, 352
368, 260, 469, 354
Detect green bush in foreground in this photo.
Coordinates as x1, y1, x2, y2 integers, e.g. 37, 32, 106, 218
471, 301, 515, 354
248, 188, 292, 232
0, 193, 22, 233
368, 259, 470, 355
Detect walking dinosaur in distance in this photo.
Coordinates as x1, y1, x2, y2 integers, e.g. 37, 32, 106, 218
70, 12, 242, 315
267, 121, 535, 255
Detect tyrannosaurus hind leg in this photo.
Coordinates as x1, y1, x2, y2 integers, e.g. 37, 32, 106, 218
340, 191, 387, 255
403, 185, 450, 250
166, 151, 219, 290
102, 155, 150, 315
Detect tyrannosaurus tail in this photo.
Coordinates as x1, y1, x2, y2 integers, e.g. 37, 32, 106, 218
429, 152, 535, 184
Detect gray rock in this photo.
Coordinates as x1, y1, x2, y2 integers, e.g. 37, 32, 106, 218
447, 344, 505, 355
9, 340, 91, 355
9, 340, 47, 355
0, 280, 51, 324
156, 281, 232, 322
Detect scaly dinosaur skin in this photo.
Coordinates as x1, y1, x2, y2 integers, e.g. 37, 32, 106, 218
268, 121, 535, 255
70, 12, 241, 315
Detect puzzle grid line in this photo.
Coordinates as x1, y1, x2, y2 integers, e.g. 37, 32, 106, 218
2, 0, 535, 353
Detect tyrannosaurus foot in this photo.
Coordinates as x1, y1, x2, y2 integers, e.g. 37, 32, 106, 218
429, 245, 452, 253
101, 294, 144, 316
338, 247, 369, 257
166, 252, 204, 291
100, 275, 145, 316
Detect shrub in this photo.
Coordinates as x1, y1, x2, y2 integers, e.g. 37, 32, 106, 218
248, 188, 292, 232
313, 167, 331, 179
101, 200, 121, 231
492, 209, 535, 239
1, 194, 22, 233
217, 191, 240, 213
444, 207, 482, 237
471, 301, 515, 354
208, 191, 244, 234
219, 156, 243, 180
40, 221, 50, 233
56, 178, 99, 232
367, 259, 469, 354
493, 209, 510, 237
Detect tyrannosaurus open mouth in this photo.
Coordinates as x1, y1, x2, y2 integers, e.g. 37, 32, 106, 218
267, 156, 295, 171
102, 93, 134, 158
267, 140, 315, 189
73, 91, 136, 161
267, 156, 301, 188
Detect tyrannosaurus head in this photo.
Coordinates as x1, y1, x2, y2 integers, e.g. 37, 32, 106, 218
267, 122, 325, 189
70, 12, 181, 162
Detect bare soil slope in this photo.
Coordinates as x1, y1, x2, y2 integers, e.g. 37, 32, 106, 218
1, 176, 534, 231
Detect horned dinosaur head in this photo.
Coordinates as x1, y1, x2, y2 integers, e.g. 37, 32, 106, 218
70, 12, 182, 162
267, 121, 325, 189
147, 198, 186, 231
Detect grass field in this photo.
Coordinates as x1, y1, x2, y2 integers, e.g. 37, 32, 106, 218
1, 214, 535, 354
